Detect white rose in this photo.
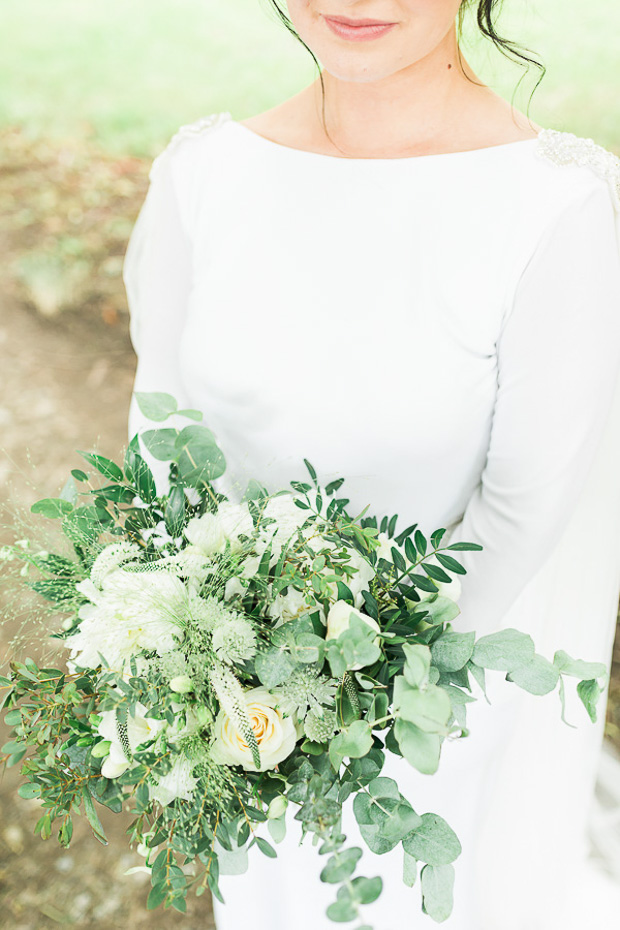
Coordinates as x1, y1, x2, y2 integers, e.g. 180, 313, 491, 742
326, 600, 380, 643
97, 703, 165, 779
417, 574, 462, 603
211, 686, 298, 772
375, 532, 406, 565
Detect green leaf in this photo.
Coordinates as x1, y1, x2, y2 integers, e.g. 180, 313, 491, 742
393, 678, 452, 734
445, 542, 483, 551
553, 651, 607, 681
402, 644, 431, 688
414, 530, 427, 557
320, 848, 363, 883
135, 391, 179, 422
351, 875, 382, 905
577, 679, 602, 723
353, 792, 421, 854
431, 632, 475, 672
164, 484, 186, 538
434, 553, 467, 574
403, 849, 418, 887
416, 596, 460, 625
81, 786, 108, 846
175, 425, 226, 484
254, 836, 277, 858
78, 452, 124, 483
132, 455, 157, 503
60, 476, 79, 505
255, 649, 297, 689
471, 629, 535, 672
326, 886, 357, 922
422, 563, 452, 583
17, 782, 41, 799
176, 408, 203, 421
329, 720, 373, 770
146, 884, 169, 910
506, 654, 560, 695
31, 497, 74, 519
394, 719, 441, 775
403, 813, 462, 866
421, 864, 455, 922
140, 428, 179, 461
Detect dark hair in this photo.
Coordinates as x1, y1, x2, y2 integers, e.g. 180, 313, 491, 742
263, 0, 545, 140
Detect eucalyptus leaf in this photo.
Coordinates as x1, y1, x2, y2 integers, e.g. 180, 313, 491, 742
472, 629, 535, 672
506, 654, 560, 696
394, 719, 441, 775
431, 632, 475, 672
421, 864, 455, 922
403, 813, 462, 866
135, 391, 178, 422
553, 651, 607, 681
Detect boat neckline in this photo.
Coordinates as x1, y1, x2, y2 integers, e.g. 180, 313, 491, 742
226, 115, 543, 164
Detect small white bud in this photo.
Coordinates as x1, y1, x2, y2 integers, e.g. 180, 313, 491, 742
268, 796, 288, 820
169, 675, 193, 694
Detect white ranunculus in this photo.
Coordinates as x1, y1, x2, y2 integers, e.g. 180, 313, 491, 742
149, 756, 199, 806
268, 586, 310, 624
211, 686, 298, 772
224, 576, 246, 600
66, 569, 189, 671
258, 494, 312, 555
184, 512, 227, 557
185, 502, 255, 558
97, 703, 166, 779
217, 502, 255, 551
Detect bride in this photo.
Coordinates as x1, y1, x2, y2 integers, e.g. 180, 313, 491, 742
123, 1, 620, 927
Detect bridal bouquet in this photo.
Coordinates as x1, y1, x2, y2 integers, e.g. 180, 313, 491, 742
0, 393, 607, 925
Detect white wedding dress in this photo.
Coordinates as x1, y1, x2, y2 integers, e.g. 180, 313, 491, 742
123, 111, 620, 929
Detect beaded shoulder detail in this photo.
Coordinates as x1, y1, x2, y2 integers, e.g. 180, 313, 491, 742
149, 111, 233, 180
535, 127, 620, 212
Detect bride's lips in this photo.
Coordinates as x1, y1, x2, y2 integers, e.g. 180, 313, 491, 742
322, 14, 398, 42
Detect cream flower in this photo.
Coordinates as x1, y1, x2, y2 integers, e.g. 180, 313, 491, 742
66, 569, 189, 671
257, 494, 311, 555
184, 502, 255, 558
326, 600, 380, 642
211, 686, 297, 772
267, 585, 311, 624
149, 757, 199, 806
97, 703, 165, 779
326, 601, 381, 671
374, 532, 406, 565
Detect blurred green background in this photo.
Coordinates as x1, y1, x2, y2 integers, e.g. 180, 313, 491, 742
0, 2, 619, 928
1, 0, 619, 156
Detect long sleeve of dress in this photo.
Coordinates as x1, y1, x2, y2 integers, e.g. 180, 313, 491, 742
123, 148, 193, 443
444, 180, 620, 634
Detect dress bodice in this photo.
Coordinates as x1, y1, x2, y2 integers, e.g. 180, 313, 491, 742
123, 111, 620, 633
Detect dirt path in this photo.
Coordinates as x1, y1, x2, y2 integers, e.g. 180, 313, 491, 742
0, 296, 215, 929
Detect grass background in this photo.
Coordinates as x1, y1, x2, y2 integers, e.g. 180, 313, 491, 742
0, 0, 619, 158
